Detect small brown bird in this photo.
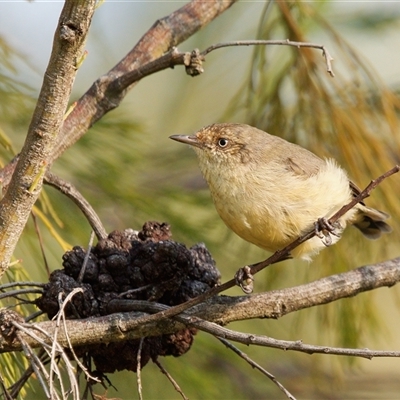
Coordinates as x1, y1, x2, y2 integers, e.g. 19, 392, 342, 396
170, 123, 391, 260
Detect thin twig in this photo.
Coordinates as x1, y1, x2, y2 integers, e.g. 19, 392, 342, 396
0, 281, 46, 289
217, 337, 296, 400
8, 352, 50, 399
112, 300, 400, 359
17, 334, 52, 399
61, 301, 101, 384
11, 321, 54, 351
25, 310, 44, 323
248, 164, 400, 277
44, 172, 108, 240
11, 321, 79, 399
31, 211, 51, 277
136, 338, 144, 400
77, 231, 95, 283
50, 289, 83, 400
0, 370, 13, 400
153, 359, 189, 400
0, 288, 43, 301
201, 39, 335, 76
113, 39, 336, 92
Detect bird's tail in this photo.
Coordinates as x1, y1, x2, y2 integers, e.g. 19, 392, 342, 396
354, 205, 392, 239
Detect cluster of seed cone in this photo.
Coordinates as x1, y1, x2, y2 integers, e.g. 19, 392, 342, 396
36, 221, 220, 372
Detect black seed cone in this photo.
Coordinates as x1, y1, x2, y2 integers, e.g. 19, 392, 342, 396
36, 221, 220, 372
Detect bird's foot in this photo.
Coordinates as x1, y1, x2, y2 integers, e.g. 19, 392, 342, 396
314, 218, 341, 247
235, 265, 254, 294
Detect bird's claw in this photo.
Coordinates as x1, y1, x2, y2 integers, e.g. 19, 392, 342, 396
315, 218, 341, 247
235, 265, 254, 294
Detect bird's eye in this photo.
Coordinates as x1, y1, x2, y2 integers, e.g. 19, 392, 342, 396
218, 138, 229, 148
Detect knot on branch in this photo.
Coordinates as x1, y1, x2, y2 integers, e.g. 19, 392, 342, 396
60, 21, 81, 43
0, 309, 25, 345
184, 49, 205, 76
35, 221, 220, 373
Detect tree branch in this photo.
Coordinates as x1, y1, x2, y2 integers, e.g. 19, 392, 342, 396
1, 257, 399, 353
50, 0, 238, 165
0, 1, 97, 277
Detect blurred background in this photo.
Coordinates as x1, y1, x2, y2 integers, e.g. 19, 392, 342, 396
1, 1, 400, 398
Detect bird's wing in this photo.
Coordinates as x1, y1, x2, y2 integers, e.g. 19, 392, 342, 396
285, 151, 324, 178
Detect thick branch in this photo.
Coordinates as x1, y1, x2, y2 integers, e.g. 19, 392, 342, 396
1, 257, 399, 353
0, 1, 96, 277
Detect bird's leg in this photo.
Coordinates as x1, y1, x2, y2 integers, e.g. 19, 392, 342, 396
235, 253, 292, 294
235, 265, 254, 294
315, 217, 341, 247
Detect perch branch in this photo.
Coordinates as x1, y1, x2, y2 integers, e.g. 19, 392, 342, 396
248, 164, 400, 276
1, 257, 400, 353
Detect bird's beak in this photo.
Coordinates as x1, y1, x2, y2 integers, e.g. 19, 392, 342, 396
169, 135, 203, 149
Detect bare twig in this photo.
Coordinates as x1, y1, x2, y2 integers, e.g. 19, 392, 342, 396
77, 231, 96, 283
136, 338, 144, 400
49, 0, 238, 165
0, 288, 43, 301
0, 371, 13, 400
201, 39, 335, 76
31, 211, 51, 277
26, 319, 101, 397
44, 172, 107, 241
248, 164, 400, 277
60, 294, 101, 385
17, 333, 52, 399
112, 39, 336, 94
25, 310, 44, 323
7, 349, 50, 399
50, 289, 83, 399
0, 282, 45, 290
153, 359, 189, 400
217, 337, 296, 400
108, 300, 400, 360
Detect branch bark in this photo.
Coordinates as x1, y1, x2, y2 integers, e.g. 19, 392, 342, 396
1, 257, 399, 353
0, 1, 97, 277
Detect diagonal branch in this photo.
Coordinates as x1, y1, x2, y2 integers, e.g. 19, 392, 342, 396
44, 172, 107, 240
50, 0, 238, 165
106, 166, 399, 324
